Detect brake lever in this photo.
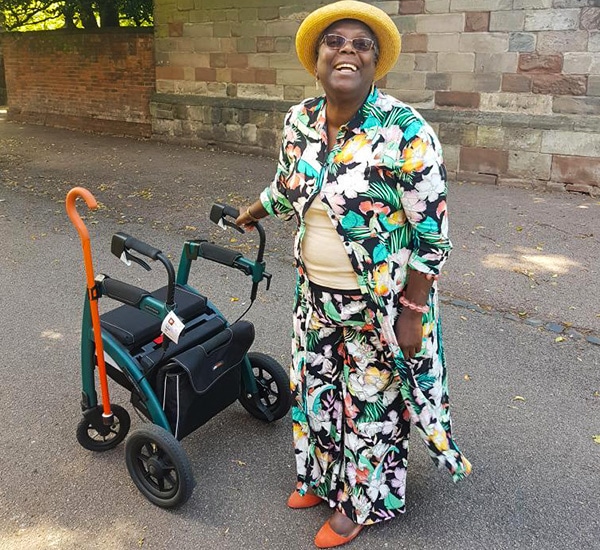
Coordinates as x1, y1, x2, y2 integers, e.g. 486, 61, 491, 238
125, 250, 152, 271
221, 217, 244, 234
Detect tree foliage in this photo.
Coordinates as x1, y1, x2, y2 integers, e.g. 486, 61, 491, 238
0, 0, 153, 30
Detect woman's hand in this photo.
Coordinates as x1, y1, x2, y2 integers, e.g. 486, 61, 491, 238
235, 201, 267, 231
394, 308, 424, 359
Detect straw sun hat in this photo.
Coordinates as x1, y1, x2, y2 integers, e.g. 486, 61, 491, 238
295, 0, 402, 82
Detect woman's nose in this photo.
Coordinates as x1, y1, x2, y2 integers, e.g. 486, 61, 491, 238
339, 39, 356, 53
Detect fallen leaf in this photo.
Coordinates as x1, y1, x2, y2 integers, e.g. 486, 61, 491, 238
593, 435, 600, 445
460, 315, 467, 321
230, 297, 239, 302
554, 336, 566, 343
464, 374, 471, 381
513, 396, 526, 402
593, 391, 600, 398
516, 226, 523, 232
233, 459, 247, 466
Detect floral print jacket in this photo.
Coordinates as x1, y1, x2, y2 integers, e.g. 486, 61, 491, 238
260, 86, 452, 328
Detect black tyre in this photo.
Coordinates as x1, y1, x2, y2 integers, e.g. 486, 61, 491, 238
239, 352, 292, 422
76, 404, 130, 452
125, 424, 195, 508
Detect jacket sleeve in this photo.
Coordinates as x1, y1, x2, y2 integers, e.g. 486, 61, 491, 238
260, 107, 296, 221
396, 125, 452, 276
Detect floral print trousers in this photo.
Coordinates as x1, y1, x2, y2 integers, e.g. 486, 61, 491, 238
291, 285, 471, 525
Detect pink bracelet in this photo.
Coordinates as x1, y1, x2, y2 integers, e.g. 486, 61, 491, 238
399, 295, 430, 314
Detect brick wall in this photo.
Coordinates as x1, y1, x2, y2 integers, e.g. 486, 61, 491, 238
152, 0, 600, 194
2, 29, 155, 137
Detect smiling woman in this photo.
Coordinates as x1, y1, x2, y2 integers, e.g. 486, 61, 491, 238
235, 2, 472, 548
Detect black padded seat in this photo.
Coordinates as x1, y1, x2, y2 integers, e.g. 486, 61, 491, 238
100, 285, 207, 348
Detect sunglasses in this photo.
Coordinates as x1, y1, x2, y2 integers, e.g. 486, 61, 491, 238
319, 34, 376, 52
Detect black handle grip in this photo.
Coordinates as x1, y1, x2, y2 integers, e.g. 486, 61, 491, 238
199, 242, 242, 267
123, 234, 162, 260
102, 278, 150, 307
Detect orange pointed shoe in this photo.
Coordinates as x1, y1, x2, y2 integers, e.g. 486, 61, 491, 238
287, 490, 323, 509
314, 519, 363, 549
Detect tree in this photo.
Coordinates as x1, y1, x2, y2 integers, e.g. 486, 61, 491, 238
0, 0, 152, 30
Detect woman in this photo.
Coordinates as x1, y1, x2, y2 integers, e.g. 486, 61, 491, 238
236, 1, 471, 548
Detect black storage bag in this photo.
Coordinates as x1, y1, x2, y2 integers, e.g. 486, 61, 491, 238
156, 320, 255, 439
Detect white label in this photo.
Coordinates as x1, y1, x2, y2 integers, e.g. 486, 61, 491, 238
161, 310, 185, 344
119, 251, 132, 266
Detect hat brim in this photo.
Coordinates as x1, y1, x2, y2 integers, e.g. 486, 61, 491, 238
295, 0, 401, 82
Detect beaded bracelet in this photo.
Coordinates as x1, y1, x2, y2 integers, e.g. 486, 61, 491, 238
246, 207, 260, 223
399, 294, 430, 314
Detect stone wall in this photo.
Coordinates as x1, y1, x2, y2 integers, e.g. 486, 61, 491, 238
152, 0, 600, 194
2, 29, 155, 137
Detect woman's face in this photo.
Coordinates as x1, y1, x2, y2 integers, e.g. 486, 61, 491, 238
315, 19, 377, 104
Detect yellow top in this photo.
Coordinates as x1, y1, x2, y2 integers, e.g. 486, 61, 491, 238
301, 196, 359, 290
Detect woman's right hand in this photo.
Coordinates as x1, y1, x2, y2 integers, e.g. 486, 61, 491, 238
235, 201, 267, 231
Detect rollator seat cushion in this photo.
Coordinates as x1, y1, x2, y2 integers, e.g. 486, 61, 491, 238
100, 285, 207, 348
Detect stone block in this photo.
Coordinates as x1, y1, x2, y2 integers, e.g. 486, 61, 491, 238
284, 85, 305, 101
400, 0, 425, 14
524, 9, 580, 31
390, 16, 418, 33
277, 69, 314, 86
169, 22, 184, 37
490, 11, 525, 32
415, 53, 438, 71
242, 123, 258, 144
580, 7, 600, 30
237, 83, 284, 99
476, 126, 505, 148
531, 75, 587, 95
497, 177, 537, 189
542, 130, 600, 157
451, 0, 512, 10
514, 0, 552, 7
507, 150, 552, 179
402, 33, 429, 53
265, 20, 300, 37
502, 127, 542, 152
551, 155, 600, 185
590, 31, 600, 52
386, 71, 427, 90
564, 53, 600, 75
438, 123, 478, 146
275, 37, 293, 53
441, 143, 459, 170
425, 0, 450, 13
475, 53, 519, 74
394, 54, 417, 72
459, 33, 510, 53
464, 12, 489, 32
427, 33, 461, 52
480, 92, 553, 114
588, 76, 600, 96
509, 32, 536, 52
258, 7, 279, 20
435, 91, 480, 108
438, 52, 475, 72
518, 53, 563, 73
268, 53, 303, 70
552, 0, 587, 7
553, 96, 600, 115
451, 73, 502, 92
257, 36, 275, 53
393, 90, 435, 107
502, 73, 532, 92
415, 14, 464, 32
426, 72, 452, 90
459, 146, 509, 175
537, 31, 589, 53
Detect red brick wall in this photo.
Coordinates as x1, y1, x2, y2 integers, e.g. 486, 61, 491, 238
2, 29, 155, 137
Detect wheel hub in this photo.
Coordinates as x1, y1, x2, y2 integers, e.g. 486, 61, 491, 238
147, 457, 165, 478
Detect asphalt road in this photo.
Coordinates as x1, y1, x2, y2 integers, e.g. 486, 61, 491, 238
0, 117, 599, 550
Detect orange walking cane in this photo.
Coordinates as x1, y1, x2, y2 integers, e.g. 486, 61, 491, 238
66, 187, 113, 425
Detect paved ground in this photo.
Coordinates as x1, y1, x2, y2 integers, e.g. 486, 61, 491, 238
0, 114, 599, 550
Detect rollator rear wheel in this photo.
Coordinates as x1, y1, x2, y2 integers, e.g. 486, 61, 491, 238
239, 352, 292, 422
76, 404, 131, 452
125, 424, 195, 508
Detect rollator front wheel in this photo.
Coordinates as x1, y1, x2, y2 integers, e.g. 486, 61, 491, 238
125, 424, 195, 508
76, 404, 131, 452
239, 352, 292, 422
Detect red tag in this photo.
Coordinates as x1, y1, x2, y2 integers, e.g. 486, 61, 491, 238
153, 334, 164, 345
